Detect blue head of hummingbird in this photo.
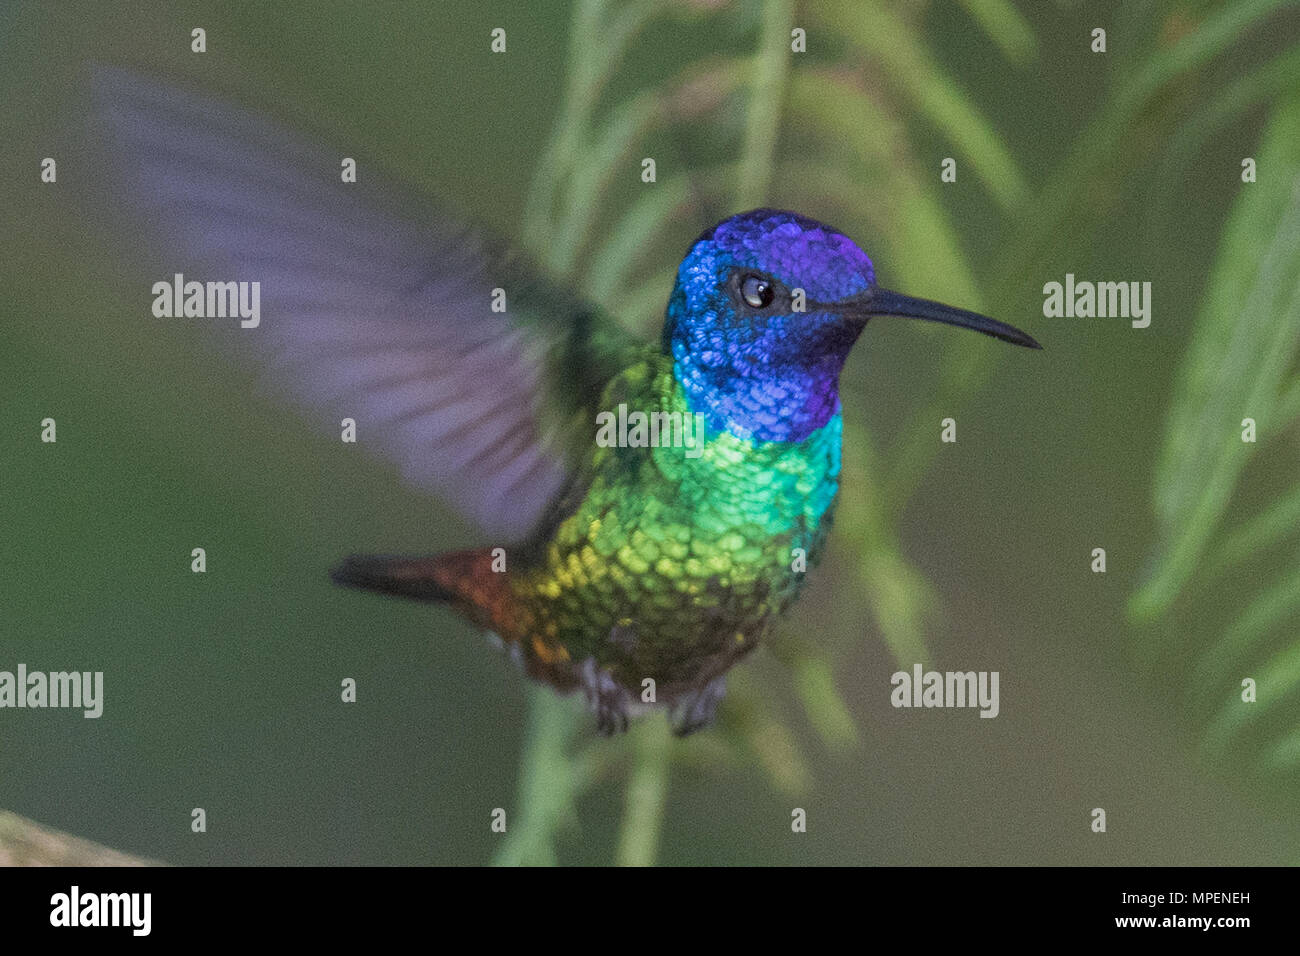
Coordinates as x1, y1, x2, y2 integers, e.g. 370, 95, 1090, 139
665, 210, 1038, 444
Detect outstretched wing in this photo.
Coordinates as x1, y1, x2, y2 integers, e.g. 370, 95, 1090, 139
84, 65, 638, 543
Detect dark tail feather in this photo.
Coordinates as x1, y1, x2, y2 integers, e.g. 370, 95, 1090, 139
330, 554, 456, 603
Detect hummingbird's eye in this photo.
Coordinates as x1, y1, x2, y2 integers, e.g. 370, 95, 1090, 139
740, 274, 775, 309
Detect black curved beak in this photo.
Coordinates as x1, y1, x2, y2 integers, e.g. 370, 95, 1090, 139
842, 287, 1041, 349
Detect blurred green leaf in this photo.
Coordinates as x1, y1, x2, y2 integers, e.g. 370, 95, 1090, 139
584, 177, 691, 302
1131, 94, 1300, 622
1192, 553, 1300, 701
1202, 639, 1300, 770
956, 0, 1037, 67
1151, 46, 1300, 233
1129, 91, 1300, 778
792, 654, 860, 749
839, 421, 938, 668
1202, 481, 1300, 585
553, 89, 665, 276
814, 0, 1028, 212
1013, 0, 1292, 275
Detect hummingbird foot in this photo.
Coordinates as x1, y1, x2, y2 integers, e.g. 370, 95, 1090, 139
668, 676, 727, 737
579, 657, 631, 737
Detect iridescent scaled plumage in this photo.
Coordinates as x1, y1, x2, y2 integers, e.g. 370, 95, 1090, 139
510, 354, 841, 696
416, 353, 845, 733
667, 211, 875, 443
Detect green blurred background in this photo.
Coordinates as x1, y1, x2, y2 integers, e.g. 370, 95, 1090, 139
2, 0, 1299, 865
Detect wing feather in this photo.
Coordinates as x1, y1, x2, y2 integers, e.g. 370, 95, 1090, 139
85, 65, 638, 542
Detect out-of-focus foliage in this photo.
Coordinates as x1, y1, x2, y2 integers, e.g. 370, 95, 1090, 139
1131, 92, 1300, 777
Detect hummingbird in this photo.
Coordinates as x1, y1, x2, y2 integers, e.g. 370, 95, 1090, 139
88, 67, 1040, 736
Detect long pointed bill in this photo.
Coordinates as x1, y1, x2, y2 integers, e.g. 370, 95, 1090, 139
845, 287, 1041, 349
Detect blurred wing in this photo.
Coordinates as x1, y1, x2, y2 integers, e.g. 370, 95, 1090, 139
85, 65, 637, 543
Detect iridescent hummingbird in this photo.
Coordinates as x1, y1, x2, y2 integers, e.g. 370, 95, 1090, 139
89, 67, 1039, 736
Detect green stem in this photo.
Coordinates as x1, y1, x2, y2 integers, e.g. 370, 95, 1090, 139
493, 688, 584, 866
736, 0, 794, 208
522, 0, 607, 260
615, 717, 672, 866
